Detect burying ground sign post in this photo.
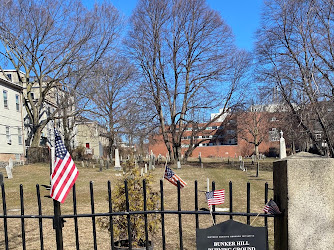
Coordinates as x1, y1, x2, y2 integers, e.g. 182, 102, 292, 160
196, 220, 267, 250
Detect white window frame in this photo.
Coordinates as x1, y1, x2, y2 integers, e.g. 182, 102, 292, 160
15, 94, 20, 112
6, 126, 11, 144
3, 90, 8, 108
18, 127, 22, 145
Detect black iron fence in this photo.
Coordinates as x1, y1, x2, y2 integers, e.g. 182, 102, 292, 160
0, 180, 276, 250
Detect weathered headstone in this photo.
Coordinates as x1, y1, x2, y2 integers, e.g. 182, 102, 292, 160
99, 159, 104, 172
106, 160, 109, 169
199, 152, 203, 168
177, 160, 181, 169
0, 172, 3, 185
81, 161, 85, 168
144, 164, 148, 174
279, 130, 287, 159
6, 165, 13, 179
148, 156, 152, 170
114, 149, 122, 171
9, 158, 13, 170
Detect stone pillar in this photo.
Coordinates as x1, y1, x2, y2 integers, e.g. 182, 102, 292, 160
273, 152, 334, 250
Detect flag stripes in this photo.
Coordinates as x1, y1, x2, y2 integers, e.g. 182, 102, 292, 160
51, 129, 78, 203
263, 199, 281, 214
206, 189, 225, 207
164, 166, 187, 188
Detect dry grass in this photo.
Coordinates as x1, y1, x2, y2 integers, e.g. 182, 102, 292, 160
0, 160, 275, 249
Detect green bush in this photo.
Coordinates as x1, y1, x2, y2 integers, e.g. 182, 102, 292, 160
98, 162, 160, 248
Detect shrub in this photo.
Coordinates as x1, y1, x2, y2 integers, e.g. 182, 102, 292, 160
98, 162, 160, 248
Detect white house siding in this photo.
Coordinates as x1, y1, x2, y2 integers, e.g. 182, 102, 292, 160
0, 78, 25, 161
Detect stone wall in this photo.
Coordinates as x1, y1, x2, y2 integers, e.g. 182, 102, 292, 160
273, 152, 334, 250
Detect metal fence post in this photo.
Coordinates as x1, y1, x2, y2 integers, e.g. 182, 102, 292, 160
53, 200, 63, 250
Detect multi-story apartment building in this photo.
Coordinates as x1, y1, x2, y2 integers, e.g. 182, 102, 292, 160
148, 109, 281, 158
0, 76, 25, 161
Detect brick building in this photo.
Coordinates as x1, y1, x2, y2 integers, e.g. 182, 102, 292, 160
148, 110, 281, 158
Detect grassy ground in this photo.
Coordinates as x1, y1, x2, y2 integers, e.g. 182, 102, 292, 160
0, 158, 276, 249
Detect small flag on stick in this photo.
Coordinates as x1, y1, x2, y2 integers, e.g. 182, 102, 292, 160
263, 199, 281, 214
164, 166, 187, 188
206, 189, 225, 207
51, 129, 79, 203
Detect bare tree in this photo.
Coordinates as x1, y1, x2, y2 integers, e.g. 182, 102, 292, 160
255, 0, 334, 156
86, 56, 136, 158
127, 0, 250, 163
0, 0, 122, 147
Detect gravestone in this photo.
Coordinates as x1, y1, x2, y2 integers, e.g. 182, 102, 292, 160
9, 158, 13, 169
148, 156, 152, 171
279, 131, 287, 159
114, 149, 122, 171
6, 165, 13, 179
99, 159, 104, 172
144, 164, 148, 174
81, 161, 85, 168
106, 160, 109, 169
0, 172, 3, 185
177, 160, 181, 169
196, 220, 267, 250
199, 152, 203, 168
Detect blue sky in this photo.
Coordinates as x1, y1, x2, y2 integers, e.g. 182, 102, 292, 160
83, 0, 263, 51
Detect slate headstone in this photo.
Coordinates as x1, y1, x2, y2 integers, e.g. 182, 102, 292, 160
0, 172, 3, 185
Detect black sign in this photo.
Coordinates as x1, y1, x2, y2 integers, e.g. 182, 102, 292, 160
196, 220, 267, 250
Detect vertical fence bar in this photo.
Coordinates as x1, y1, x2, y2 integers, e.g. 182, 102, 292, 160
108, 181, 115, 250
20, 185, 26, 250
195, 180, 199, 229
229, 181, 233, 220
264, 182, 268, 227
36, 184, 44, 250
72, 184, 79, 250
212, 182, 216, 224
1, 184, 8, 250
247, 182, 250, 225
125, 180, 132, 250
143, 180, 149, 250
264, 182, 269, 250
53, 200, 63, 250
177, 181, 183, 250
90, 181, 97, 250
160, 180, 166, 250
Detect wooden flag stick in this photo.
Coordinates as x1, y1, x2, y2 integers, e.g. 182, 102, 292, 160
250, 212, 261, 226
250, 200, 270, 226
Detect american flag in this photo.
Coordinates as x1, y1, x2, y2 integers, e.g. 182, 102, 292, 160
164, 166, 187, 188
50, 129, 79, 203
206, 189, 225, 207
263, 199, 281, 214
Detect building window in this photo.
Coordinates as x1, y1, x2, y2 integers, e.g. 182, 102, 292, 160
86, 143, 90, 148
3, 90, 8, 108
18, 127, 22, 145
16, 94, 20, 111
6, 74, 12, 81
30, 92, 35, 99
6, 126, 11, 144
